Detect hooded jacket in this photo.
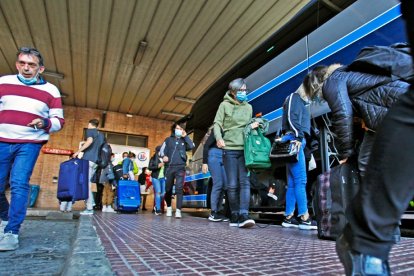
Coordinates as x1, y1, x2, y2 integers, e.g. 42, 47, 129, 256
321, 45, 411, 159
281, 85, 310, 142
213, 92, 253, 150
160, 135, 194, 167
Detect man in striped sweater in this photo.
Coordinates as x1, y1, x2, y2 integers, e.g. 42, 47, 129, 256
0, 47, 65, 251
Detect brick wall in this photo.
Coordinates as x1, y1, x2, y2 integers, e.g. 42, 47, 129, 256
29, 105, 173, 210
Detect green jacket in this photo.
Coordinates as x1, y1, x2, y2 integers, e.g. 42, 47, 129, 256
213, 92, 253, 150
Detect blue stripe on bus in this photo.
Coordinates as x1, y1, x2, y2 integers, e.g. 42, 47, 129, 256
263, 107, 283, 121
247, 4, 401, 102
308, 5, 401, 67
247, 60, 308, 102
185, 172, 210, 182
183, 194, 207, 201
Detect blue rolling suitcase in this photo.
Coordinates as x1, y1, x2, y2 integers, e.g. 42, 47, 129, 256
57, 158, 89, 202
115, 180, 141, 212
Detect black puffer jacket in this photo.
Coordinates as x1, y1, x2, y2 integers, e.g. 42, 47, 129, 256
323, 52, 411, 159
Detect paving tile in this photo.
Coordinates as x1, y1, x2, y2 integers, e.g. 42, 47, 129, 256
203, 271, 222, 275
93, 213, 414, 276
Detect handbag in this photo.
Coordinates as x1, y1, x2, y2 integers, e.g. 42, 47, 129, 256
269, 132, 299, 163
244, 118, 272, 170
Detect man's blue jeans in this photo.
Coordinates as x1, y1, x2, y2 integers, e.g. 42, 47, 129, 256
284, 136, 308, 217
208, 148, 227, 212
152, 177, 165, 211
0, 142, 42, 234
223, 150, 250, 215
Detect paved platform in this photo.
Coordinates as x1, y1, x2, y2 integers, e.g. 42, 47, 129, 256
0, 218, 77, 275
1, 211, 113, 276
93, 212, 414, 275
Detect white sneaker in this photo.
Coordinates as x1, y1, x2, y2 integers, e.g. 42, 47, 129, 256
60, 202, 67, 212
0, 232, 19, 251
175, 209, 182, 219
66, 202, 73, 212
166, 207, 172, 217
102, 205, 108, 212
0, 221, 8, 240
80, 209, 94, 215
106, 206, 116, 213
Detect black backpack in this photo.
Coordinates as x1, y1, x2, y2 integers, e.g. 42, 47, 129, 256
97, 137, 112, 168
113, 164, 123, 180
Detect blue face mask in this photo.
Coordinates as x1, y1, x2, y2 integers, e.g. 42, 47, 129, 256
236, 91, 247, 102
17, 73, 38, 85
175, 129, 183, 138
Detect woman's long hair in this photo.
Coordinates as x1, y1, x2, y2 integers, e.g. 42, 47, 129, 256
138, 167, 147, 185
303, 65, 328, 100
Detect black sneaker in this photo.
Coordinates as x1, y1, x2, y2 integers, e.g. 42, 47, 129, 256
154, 209, 161, 216
298, 218, 317, 230
281, 216, 299, 228
218, 213, 229, 222
208, 212, 223, 222
238, 214, 255, 228
229, 213, 239, 227
336, 234, 391, 276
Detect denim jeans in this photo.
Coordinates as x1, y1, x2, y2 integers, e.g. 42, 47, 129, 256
208, 148, 227, 212
0, 191, 9, 221
284, 135, 308, 217
152, 177, 166, 211
223, 150, 250, 215
0, 142, 42, 234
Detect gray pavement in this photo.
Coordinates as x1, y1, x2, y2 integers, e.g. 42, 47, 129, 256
0, 218, 77, 275
62, 216, 113, 276
0, 211, 113, 276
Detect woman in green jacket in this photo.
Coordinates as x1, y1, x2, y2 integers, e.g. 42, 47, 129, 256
213, 78, 258, 228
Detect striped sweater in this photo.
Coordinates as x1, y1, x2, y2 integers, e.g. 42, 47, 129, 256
0, 75, 65, 143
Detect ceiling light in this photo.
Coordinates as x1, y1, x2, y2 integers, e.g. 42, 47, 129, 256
133, 40, 148, 66
42, 71, 64, 79
161, 111, 186, 117
126, 114, 133, 118
174, 96, 196, 104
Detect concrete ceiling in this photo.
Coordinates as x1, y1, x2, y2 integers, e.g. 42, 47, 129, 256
0, 0, 309, 121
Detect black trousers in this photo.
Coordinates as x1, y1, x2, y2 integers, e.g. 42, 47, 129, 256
94, 183, 104, 209
164, 166, 185, 209
344, 87, 414, 260
357, 131, 376, 178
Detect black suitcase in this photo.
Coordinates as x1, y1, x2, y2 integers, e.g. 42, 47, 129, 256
313, 163, 360, 240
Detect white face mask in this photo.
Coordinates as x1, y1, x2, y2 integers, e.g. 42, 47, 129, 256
175, 129, 183, 137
